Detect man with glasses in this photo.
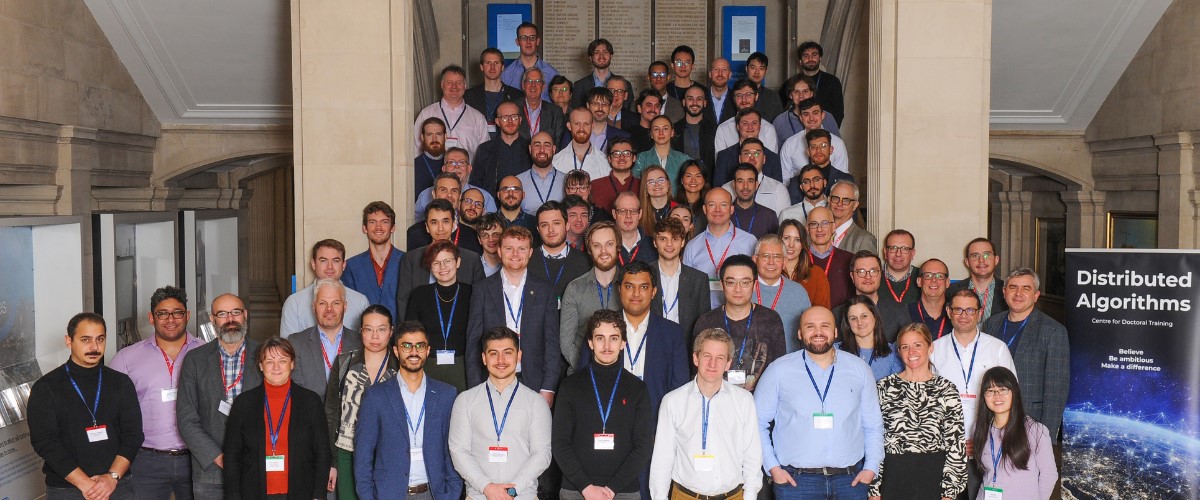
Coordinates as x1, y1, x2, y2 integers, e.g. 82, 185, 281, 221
473, 100, 532, 197
908, 258, 954, 339
722, 143, 790, 218
567, 87, 631, 152
752, 235, 813, 353
110, 286, 203, 499
408, 178, 484, 254
786, 128, 853, 201
413, 65, 489, 159
779, 164, 829, 225
589, 138, 640, 212
946, 237, 1008, 318
674, 84, 718, 170
807, 207, 855, 309
714, 79, 780, 153
466, 47, 524, 139
414, 147, 497, 222
712, 109, 785, 187
775, 75, 841, 144
692, 255, 786, 392
683, 188, 759, 306
647, 60, 685, 123
571, 39, 621, 109
554, 107, 611, 181
516, 131, 565, 215
177, 294, 262, 500
495, 175, 539, 235
613, 191, 658, 265
501, 22, 559, 101
828, 180, 877, 255
666, 45, 706, 104
779, 99, 850, 190
832, 250, 909, 342
605, 76, 634, 127
931, 289, 1016, 497
878, 229, 921, 307
517, 67, 565, 142
459, 188, 487, 228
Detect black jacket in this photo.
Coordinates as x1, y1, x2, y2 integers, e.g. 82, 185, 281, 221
223, 382, 331, 500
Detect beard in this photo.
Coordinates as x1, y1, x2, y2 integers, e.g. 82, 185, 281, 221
805, 337, 833, 355
219, 320, 247, 344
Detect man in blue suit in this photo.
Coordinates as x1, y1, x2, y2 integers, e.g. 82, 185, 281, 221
353, 321, 461, 500
465, 226, 562, 406
343, 201, 405, 319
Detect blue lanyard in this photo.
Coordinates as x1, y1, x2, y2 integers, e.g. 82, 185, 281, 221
787, 113, 800, 134
596, 281, 613, 309
530, 168, 557, 204
699, 388, 714, 451
439, 104, 466, 133
372, 357, 389, 384
588, 366, 622, 433
64, 364, 102, 426
802, 351, 835, 412
723, 305, 755, 367
735, 205, 758, 232
1002, 317, 1030, 348
625, 325, 649, 373
404, 397, 427, 439
663, 290, 680, 317
988, 428, 1002, 484
484, 92, 501, 122
951, 335, 981, 392
573, 145, 593, 170
542, 249, 569, 287
435, 285, 460, 348
486, 383, 520, 443
264, 387, 292, 454
504, 287, 525, 330
420, 155, 439, 182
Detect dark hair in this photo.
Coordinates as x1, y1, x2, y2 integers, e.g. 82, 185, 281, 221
562, 194, 589, 210
730, 79, 757, 94
837, 295, 892, 360
851, 250, 883, 276
885, 229, 916, 251
439, 65, 466, 81
360, 304, 393, 329
536, 200, 568, 226
720, 254, 757, 281
549, 74, 572, 91
422, 240, 461, 270
445, 146, 470, 162
636, 89, 661, 108
587, 38, 613, 56
150, 286, 188, 312
312, 239, 346, 260
732, 163, 758, 180
564, 169, 591, 188
739, 138, 765, 153
647, 60, 669, 73
805, 128, 832, 145
393, 320, 429, 347
586, 86, 613, 105
480, 47, 503, 61
621, 260, 658, 289
434, 171, 462, 189
797, 97, 823, 113
607, 137, 634, 156
586, 309, 627, 342
671, 45, 695, 61
964, 237, 997, 258
516, 22, 539, 35
948, 288, 983, 310
784, 74, 818, 96
798, 163, 825, 180
67, 312, 105, 339
747, 51, 768, 67
971, 366, 1032, 471
481, 326, 520, 351
673, 160, 710, 208
778, 219, 814, 281
668, 204, 697, 240
798, 40, 824, 58
257, 337, 296, 363
476, 213, 507, 233
362, 201, 396, 226
425, 199, 456, 222
420, 116, 446, 134
735, 107, 762, 123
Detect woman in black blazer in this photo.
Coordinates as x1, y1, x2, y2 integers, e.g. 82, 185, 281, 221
224, 337, 331, 500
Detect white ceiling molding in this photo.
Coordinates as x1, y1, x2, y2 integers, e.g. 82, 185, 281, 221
83, 0, 291, 125
990, 0, 1172, 130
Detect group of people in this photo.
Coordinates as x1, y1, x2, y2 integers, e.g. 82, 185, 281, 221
23, 23, 1070, 500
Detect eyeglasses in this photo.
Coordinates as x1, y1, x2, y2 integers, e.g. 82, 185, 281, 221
807, 220, 832, 229
722, 278, 754, 289
430, 258, 457, 269
798, 176, 824, 186
445, 160, 468, 168
852, 268, 881, 278
213, 309, 245, 319
497, 114, 521, 123
829, 195, 856, 206
609, 150, 634, 158
808, 143, 831, 150
757, 253, 784, 261
984, 387, 1012, 398
499, 186, 523, 192
588, 100, 611, 107
673, 60, 693, 67
523, 79, 544, 85
645, 177, 669, 186
739, 150, 764, 158
397, 342, 429, 351
154, 310, 187, 320
733, 92, 757, 99
461, 199, 484, 208
608, 88, 628, 95
920, 272, 948, 281
649, 71, 668, 78
614, 208, 640, 217
517, 35, 539, 42
885, 245, 914, 254
967, 251, 994, 261
949, 307, 979, 316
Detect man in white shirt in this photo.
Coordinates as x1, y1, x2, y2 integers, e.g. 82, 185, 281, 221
649, 328, 762, 499
413, 65, 490, 159
713, 80, 779, 152
778, 99, 849, 187
722, 141, 791, 217
280, 239, 370, 338
553, 107, 610, 181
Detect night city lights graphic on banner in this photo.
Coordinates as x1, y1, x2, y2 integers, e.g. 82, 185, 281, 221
1063, 249, 1200, 499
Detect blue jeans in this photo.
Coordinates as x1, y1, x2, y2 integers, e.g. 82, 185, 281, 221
772, 467, 867, 500
131, 449, 193, 500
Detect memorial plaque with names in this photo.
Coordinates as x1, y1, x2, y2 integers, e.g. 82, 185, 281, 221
543, 0, 596, 81
654, 0, 709, 84
599, 0, 652, 92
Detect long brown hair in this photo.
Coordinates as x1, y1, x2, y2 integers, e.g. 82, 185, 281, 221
638, 164, 674, 235
779, 219, 813, 281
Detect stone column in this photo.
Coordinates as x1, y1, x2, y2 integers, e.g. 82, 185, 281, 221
291, 0, 415, 282
993, 190, 1032, 268
867, 0, 992, 278
1154, 131, 1197, 248
1061, 190, 1107, 249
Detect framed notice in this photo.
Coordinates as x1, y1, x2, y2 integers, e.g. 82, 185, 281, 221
722, 6, 765, 77
488, 4, 532, 61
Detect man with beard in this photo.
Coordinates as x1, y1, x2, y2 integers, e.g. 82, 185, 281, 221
674, 85, 718, 173
828, 180, 878, 255
945, 237, 1007, 318
459, 188, 487, 228
465, 47, 524, 138
353, 321, 462, 500
568, 87, 631, 156
501, 22, 559, 101
713, 79, 779, 153
496, 175, 539, 236
517, 67, 566, 142
712, 110, 785, 187
289, 279, 364, 400
751, 235, 813, 354
528, 201, 590, 301
784, 41, 844, 126
908, 258, 954, 340
779, 100, 850, 188
177, 294, 263, 499
516, 131, 564, 214
706, 58, 736, 124
779, 164, 829, 225
878, 229, 921, 308
473, 100, 531, 196
553, 107, 611, 181
775, 75, 840, 144
571, 39, 619, 109
744, 52, 785, 122
111, 286, 205, 499
807, 207, 855, 309
724, 163, 782, 238
414, 147, 497, 222
785, 129, 853, 202
29, 313, 143, 499
281, 239, 371, 338
625, 90, 662, 153
754, 306, 883, 498
413, 65, 489, 159
691, 255, 786, 392
724, 145, 790, 219
408, 186, 484, 254
414, 117, 447, 198
344, 201, 405, 319
647, 60, 685, 123
560, 222, 623, 374
613, 191, 658, 265
832, 250, 911, 342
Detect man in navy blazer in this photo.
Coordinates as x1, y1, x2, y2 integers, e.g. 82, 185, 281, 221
465, 226, 562, 405
353, 321, 461, 500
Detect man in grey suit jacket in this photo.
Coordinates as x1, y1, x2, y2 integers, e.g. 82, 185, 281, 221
517, 68, 565, 144
828, 180, 878, 255
176, 294, 263, 500
290, 279, 364, 400
649, 217, 711, 348
559, 222, 622, 374
981, 267, 1070, 439
395, 243, 485, 319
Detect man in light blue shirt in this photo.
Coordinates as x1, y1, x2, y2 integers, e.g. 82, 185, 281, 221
682, 188, 758, 307
500, 22, 559, 102
754, 306, 883, 499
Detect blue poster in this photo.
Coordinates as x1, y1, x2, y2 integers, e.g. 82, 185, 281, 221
488, 4, 532, 61
0, 227, 35, 367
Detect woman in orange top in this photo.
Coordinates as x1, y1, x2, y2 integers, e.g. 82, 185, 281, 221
224, 337, 330, 499
779, 219, 832, 308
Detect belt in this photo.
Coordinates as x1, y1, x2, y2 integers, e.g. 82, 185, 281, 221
783, 464, 858, 476
140, 447, 190, 456
671, 481, 742, 500
407, 483, 430, 495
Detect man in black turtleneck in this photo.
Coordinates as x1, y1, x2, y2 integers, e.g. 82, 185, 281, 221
551, 309, 652, 499
28, 312, 143, 499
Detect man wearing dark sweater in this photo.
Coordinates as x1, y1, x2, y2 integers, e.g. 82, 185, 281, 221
691, 255, 787, 392
28, 312, 143, 498
552, 309, 653, 499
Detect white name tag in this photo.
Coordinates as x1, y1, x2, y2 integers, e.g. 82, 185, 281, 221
983, 486, 1003, 500
516, 360, 522, 373
813, 413, 834, 429
410, 448, 424, 461
265, 455, 286, 471
727, 370, 746, 385
594, 433, 615, 450
86, 425, 109, 442
218, 400, 232, 416
436, 350, 456, 365
709, 280, 723, 291
160, 388, 178, 402
693, 454, 715, 471
446, 137, 462, 149
487, 124, 497, 134
488, 446, 509, 463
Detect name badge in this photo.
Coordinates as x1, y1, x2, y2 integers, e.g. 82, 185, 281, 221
218, 400, 232, 416
410, 448, 424, 461
516, 360, 523, 373
594, 433, 615, 450
813, 412, 834, 429
487, 124, 497, 134
86, 425, 109, 442
488, 446, 509, 463
727, 370, 746, 385
436, 350, 456, 365
983, 486, 1003, 500
265, 455, 286, 471
161, 388, 178, 402
693, 453, 715, 471
709, 279, 723, 291
446, 137, 462, 149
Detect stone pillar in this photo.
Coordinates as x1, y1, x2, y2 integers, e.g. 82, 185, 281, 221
1061, 191, 1107, 249
1154, 132, 1197, 248
867, 0, 992, 279
291, 0, 415, 282
56, 126, 98, 216
993, 190, 1032, 268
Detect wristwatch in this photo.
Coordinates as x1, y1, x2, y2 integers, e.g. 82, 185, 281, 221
107, 471, 120, 480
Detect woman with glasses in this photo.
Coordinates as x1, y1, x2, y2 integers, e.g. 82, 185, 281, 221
778, 219, 831, 308
837, 295, 902, 380
634, 115, 689, 189
549, 75, 573, 115
323, 305, 398, 500
404, 240, 471, 391
223, 337, 330, 499
871, 324, 967, 500
970, 367, 1058, 500
673, 160, 709, 231
638, 164, 678, 235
